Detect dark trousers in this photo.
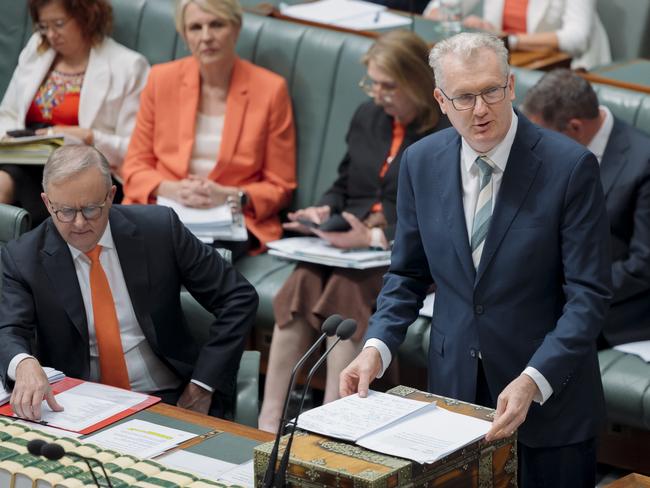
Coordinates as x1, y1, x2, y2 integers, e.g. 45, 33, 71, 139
474, 359, 597, 488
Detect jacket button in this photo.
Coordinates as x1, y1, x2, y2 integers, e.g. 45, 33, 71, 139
475, 304, 484, 314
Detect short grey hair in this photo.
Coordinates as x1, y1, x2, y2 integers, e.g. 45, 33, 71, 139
429, 32, 510, 90
521, 69, 600, 131
42, 145, 112, 191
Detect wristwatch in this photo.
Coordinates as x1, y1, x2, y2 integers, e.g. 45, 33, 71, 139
507, 34, 519, 51
237, 189, 249, 208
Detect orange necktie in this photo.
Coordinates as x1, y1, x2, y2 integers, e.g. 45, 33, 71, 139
85, 246, 131, 390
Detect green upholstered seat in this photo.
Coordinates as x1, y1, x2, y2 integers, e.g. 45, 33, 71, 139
599, 349, 650, 430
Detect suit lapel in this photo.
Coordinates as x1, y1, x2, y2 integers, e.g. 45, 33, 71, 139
109, 208, 156, 343
178, 58, 201, 176
527, 0, 550, 32
41, 221, 88, 343
599, 118, 629, 197
210, 58, 248, 181
475, 117, 542, 285
21, 44, 56, 120
434, 135, 475, 285
78, 43, 109, 128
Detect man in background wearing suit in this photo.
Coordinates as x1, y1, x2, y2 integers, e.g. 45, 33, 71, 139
0, 145, 258, 421
341, 33, 611, 487
522, 69, 650, 348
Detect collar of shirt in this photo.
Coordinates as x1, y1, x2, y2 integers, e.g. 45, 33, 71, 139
67, 223, 115, 262
587, 106, 614, 164
461, 110, 519, 176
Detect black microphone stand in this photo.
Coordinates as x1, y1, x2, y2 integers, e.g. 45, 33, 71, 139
262, 314, 342, 488
274, 319, 358, 487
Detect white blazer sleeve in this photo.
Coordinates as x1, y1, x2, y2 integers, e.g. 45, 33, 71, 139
554, 0, 594, 56
90, 45, 150, 169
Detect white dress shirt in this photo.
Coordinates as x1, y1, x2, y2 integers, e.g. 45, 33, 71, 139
366, 111, 553, 404
587, 106, 614, 164
8, 223, 198, 394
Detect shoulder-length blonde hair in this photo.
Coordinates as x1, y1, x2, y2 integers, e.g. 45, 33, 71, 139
363, 30, 439, 133
175, 0, 243, 35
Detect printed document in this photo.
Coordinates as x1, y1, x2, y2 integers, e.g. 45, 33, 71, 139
38, 382, 148, 432
357, 404, 492, 463
84, 419, 197, 458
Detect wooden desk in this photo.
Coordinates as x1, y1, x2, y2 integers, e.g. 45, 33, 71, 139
509, 50, 572, 70
148, 402, 273, 450
606, 473, 650, 488
582, 59, 650, 95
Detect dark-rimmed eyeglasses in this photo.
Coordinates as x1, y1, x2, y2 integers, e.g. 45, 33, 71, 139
36, 17, 71, 35
439, 81, 509, 111
358, 75, 397, 102
47, 192, 110, 223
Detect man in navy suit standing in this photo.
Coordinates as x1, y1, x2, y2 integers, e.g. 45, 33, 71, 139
341, 34, 612, 487
522, 69, 650, 348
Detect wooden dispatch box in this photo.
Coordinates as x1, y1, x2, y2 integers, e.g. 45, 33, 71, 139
254, 386, 517, 487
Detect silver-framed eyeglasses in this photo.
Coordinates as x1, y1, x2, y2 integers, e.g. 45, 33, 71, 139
36, 17, 71, 35
47, 192, 110, 223
439, 81, 509, 111
358, 75, 397, 102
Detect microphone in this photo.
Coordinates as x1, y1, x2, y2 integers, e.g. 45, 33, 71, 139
262, 314, 343, 488
27, 439, 113, 488
275, 319, 358, 486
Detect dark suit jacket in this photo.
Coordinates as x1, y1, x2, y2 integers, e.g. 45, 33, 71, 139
0, 205, 258, 403
600, 117, 650, 345
366, 114, 612, 448
319, 101, 450, 240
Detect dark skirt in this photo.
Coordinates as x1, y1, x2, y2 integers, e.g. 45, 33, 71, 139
273, 262, 387, 342
0, 164, 49, 224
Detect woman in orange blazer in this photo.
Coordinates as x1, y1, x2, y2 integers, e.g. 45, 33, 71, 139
122, 0, 296, 257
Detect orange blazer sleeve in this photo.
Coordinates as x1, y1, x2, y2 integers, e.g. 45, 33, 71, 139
241, 76, 296, 222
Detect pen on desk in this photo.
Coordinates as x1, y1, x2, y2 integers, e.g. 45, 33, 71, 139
373, 11, 381, 23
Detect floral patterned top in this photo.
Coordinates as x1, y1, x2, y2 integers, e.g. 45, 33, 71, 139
25, 69, 84, 127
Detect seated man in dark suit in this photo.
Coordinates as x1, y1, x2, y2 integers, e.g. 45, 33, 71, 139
0, 145, 258, 420
522, 69, 650, 348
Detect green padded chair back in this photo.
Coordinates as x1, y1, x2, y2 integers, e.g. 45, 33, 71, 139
0, 203, 31, 248
596, 0, 650, 61
0, 2, 31, 97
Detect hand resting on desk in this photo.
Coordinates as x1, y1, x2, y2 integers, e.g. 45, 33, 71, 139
11, 357, 63, 421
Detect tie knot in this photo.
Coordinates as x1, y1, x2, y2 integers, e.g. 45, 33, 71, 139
475, 156, 495, 177
85, 245, 102, 262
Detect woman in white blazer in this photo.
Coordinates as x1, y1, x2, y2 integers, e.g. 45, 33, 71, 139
0, 0, 149, 223
425, 0, 611, 70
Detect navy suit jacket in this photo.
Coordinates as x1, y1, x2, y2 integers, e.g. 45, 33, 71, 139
600, 117, 650, 345
0, 205, 258, 403
367, 114, 612, 448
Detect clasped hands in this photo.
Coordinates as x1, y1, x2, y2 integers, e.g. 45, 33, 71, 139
284, 206, 378, 249
339, 348, 539, 442
163, 175, 239, 208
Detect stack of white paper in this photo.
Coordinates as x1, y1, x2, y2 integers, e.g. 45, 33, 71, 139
267, 236, 390, 269
157, 196, 247, 241
614, 340, 650, 362
0, 367, 64, 405
296, 390, 492, 464
280, 0, 412, 30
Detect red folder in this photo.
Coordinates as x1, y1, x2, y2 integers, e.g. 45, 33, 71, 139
0, 377, 160, 435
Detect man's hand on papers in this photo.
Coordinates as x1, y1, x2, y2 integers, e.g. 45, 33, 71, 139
284, 205, 331, 234
11, 357, 63, 421
339, 347, 382, 398
177, 382, 212, 415
313, 212, 373, 249
485, 373, 538, 441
